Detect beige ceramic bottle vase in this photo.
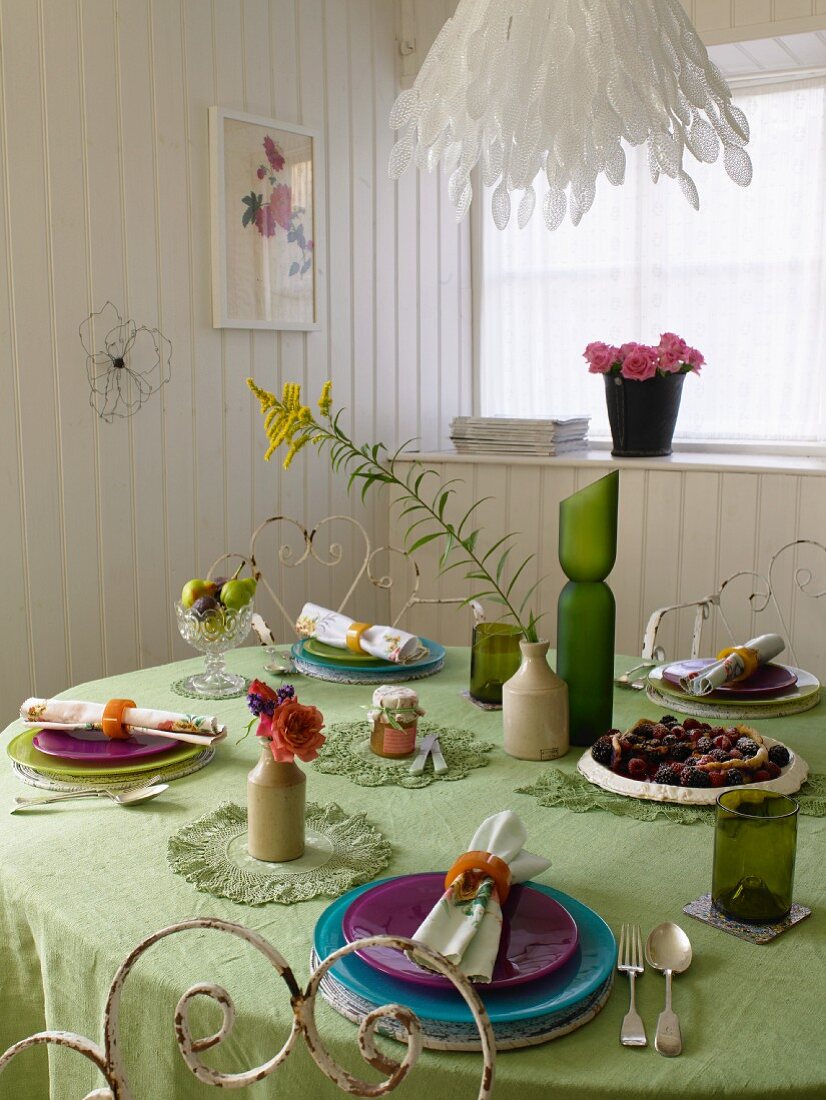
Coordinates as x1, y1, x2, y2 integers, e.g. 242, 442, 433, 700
503, 640, 570, 761
247, 746, 306, 862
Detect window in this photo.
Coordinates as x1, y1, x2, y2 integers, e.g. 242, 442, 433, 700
476, 76, 826, 446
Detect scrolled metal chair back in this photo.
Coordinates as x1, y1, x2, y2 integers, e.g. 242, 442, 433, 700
642, 538, 826, 666
209, 514, 470, 637
0, 920, 495, 1098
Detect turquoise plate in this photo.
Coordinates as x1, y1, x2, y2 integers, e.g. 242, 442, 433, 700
313, 877, 616, 1025
292, 638, 446, 678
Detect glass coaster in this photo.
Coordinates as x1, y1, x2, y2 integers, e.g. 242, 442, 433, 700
170, 676, 250, 700
460, 690, 502, 711
226, 828, 334, 876
683, 893, 812, 944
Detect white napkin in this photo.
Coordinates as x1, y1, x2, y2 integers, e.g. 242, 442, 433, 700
411, 811, 550, 983
679, 633, 785, 696
295, 602, 421, 662
20, 698, 227, 740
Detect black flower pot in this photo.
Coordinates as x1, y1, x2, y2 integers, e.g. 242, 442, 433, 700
603, 372, 685, 457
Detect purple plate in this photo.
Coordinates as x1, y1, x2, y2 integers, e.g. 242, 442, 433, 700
341, 872, 579, 990
661, 660, 798, 697
31, 728, 177, 762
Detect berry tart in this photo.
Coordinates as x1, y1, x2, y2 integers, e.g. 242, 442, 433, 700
578, 715, 808, 805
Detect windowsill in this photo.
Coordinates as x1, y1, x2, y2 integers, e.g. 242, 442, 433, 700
395, 448, 826, 476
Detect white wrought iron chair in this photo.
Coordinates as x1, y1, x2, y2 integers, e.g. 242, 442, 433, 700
209, 513, 480, 641
0, 919, 495, 1097
642, 539, 826, 666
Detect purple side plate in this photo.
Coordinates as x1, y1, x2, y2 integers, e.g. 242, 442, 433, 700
32, 728, 177, 762
661, 659, 797, 698
341, 871, 579, 990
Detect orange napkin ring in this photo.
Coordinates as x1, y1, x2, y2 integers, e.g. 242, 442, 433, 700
445, 850, 512, 904
101, 698, 136, 740
346, 622, 372, 654
716, 646, 759, 684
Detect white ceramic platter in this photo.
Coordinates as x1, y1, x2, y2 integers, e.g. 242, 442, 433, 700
577, 734, 809, 806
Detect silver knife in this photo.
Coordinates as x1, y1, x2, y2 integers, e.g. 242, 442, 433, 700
409, 734, 436, 776
430, 736, 449, 774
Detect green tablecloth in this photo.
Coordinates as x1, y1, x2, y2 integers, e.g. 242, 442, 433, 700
1, 648, 824, 1099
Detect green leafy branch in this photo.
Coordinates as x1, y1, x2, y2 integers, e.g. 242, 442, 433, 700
247, 378, 542, 642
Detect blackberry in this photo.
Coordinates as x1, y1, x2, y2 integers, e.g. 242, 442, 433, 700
697, 737, 715, 754
735, 737, 759, 758
662, 733, 678, 746
670, 743, 693, 762
659, 715, 678, 727
681, 767, 712, 788
768, 744, 791, 768
634, 722, 655, 739
725, 768, 745, 786
654, 764, 681, 785
709, 748, 729, 763
591, 737, 614, 766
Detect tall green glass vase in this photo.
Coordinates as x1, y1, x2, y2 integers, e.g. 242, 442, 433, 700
556, 471, 619, 746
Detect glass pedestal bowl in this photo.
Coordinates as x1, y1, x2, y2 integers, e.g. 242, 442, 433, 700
175, 600, 254, 698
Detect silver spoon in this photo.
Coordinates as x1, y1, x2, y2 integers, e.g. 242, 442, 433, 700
11, 782, 168, 812
615, 660, 655, 689
645, 922, 693, 1057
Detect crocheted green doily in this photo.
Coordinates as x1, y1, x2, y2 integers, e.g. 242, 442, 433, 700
313, 722, 495, 789
517, 769, 826, 825
170, 677, 250, 700
168, 801, 392, 905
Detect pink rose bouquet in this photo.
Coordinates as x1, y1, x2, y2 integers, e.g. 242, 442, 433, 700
584, 333, 704, 380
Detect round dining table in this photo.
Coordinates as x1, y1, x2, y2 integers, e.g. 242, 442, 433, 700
0, 646, 823, 1099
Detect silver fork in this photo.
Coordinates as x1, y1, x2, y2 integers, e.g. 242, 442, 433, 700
618, 923, 647, 1047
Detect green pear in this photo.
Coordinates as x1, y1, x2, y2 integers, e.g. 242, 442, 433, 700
220, 578, 254, 610
181, 578, 217, 608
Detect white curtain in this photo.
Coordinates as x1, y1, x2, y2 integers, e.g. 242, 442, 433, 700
478, 77, 826, 443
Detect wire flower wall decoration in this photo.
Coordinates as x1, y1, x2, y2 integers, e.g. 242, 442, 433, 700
80, 301, 172, 422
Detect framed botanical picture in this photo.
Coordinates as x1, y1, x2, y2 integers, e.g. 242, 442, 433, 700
209, 107, 320, 330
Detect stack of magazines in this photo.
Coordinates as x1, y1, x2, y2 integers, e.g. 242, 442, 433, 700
449, 415, 590, 456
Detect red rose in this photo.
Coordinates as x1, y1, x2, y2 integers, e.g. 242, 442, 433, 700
269, 701, 326, 763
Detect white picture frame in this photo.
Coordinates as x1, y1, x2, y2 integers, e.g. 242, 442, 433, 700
209, 107, 320, 330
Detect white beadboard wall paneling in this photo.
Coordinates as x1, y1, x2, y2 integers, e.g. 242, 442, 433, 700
120, 0, 169, 671
0, 0, 469, 712
389, 459, 826, 682
184, 0, 227, 588
2, 0, 70, 699
42, 0, 104, 688
81, 0, 141, 684
154, 0, 197, 662
0, 3, 32, 701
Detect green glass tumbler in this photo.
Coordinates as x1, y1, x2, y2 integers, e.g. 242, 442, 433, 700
469, 623, 522, 706
712, 790, 799, 922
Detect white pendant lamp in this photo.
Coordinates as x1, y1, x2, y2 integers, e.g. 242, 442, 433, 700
389, 0, 752, 230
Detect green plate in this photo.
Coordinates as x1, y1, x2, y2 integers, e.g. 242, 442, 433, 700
303, 638, 391, 667
6, 728, 202, 777
647, 665, 821, 707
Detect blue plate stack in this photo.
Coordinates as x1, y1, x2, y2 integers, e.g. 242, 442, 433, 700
291, 638, 446, 684
312, 878, 616, 1051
